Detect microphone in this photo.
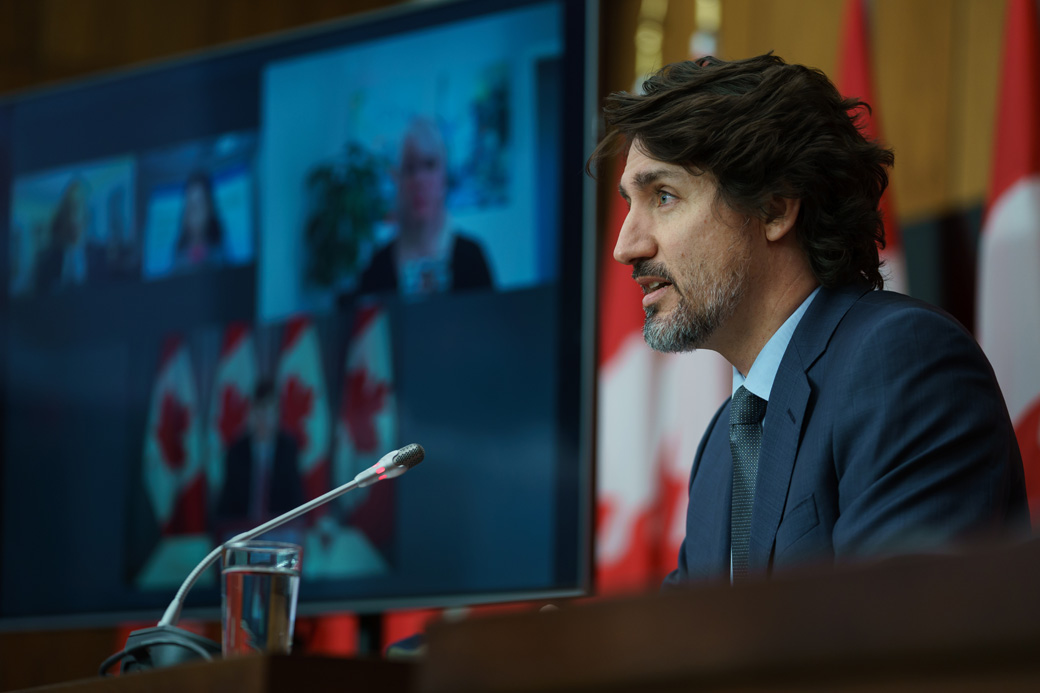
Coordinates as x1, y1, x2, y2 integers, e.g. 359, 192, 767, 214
102, 443, 425, 675
354, 442, 425, 487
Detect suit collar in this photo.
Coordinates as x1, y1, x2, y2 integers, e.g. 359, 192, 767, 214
789, 283, 871, 371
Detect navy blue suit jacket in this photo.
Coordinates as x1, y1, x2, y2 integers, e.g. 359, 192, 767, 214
666, 284, 1029, 584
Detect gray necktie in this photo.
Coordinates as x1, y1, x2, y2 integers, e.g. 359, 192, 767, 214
729, 385, 767, 581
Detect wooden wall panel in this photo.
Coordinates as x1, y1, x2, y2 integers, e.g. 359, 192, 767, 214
714, 0, 1004, 221
0, 0, 407, 95
950, 0, 1005, 208
719, 0, 843, 76
601, 0, 642, 94
115, 1, 216, 66
874, 0, 954, 221
661, 0, 697, 66
0, 1, 40, 89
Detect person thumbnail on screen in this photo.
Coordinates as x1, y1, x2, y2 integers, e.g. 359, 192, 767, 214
9, 156, 137, 297
140, 132, 256, 280
259, 3, 561, 322
356, 118, 494, 296
174, 171, 226, 270
100, 185, 141, 281
214, 379, 305, 533
35, 178, 90, 294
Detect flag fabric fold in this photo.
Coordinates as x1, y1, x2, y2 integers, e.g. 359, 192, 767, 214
276, 317, 333, 507
335, 305, 397, 492
335, 304, 398, 546
978, 0, 1040, 523
142, 337, 205, 535
206, 323, 257, 505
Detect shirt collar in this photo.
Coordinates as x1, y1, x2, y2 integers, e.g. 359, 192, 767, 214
732, 286, 821, 402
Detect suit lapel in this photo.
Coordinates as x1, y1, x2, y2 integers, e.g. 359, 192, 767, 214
747, 284, 869, 574
685, 402, 733, 580
748, 360, 810, 573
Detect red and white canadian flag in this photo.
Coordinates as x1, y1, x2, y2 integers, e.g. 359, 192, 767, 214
978, 0, 1040, 523
332, 304, 398, 554
206, 323, 257, 499
142, 337, 206, 535
276, 316, 332, 505
335, 304, 397, 493
836, 0, 906, 293
595, 161, 730, 593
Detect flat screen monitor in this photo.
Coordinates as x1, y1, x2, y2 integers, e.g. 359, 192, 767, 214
0, 0, 597, 628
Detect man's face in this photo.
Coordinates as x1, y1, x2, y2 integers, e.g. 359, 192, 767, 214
251, 398, 279, 443
614, 144, 754, 353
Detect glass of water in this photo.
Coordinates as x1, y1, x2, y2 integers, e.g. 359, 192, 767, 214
221, 541, 302, 657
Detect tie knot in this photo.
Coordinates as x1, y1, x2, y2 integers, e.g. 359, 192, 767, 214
730, 386, 767, 425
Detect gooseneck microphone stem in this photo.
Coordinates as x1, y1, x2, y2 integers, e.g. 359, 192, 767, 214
102, 444, 425, 675
158, 477, 362, 627
158, 442, 425, 628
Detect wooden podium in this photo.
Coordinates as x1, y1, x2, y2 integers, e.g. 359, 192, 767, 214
12, 539, 1040, 692
12, 655, 414, 692
420, 538, 1040, 692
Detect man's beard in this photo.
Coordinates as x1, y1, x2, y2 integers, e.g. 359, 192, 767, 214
639, 257, 749, 353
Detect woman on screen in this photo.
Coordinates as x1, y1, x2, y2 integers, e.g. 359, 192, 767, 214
34, 177, 90, 294
173, 171, 225, 270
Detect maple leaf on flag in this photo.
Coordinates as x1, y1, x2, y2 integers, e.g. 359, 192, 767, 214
280, 376, 314, 451
157, 392, 190, 471
218, 384, 250, 446
342, 367, 389, 453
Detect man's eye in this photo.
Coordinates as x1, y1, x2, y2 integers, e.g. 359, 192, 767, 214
657, 191, 675, 205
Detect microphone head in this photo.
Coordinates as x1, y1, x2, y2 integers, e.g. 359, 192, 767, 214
393, 443, 425, 469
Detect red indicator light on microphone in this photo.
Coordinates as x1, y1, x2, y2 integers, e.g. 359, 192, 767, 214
378, 474, 388, 480
376, 466, 386, 474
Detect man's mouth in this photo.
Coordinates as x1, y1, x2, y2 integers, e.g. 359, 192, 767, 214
642, 280, 670, 294
638, 278, 673, 308
632, 263, 676, 308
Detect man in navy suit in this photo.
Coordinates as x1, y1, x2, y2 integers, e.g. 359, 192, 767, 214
215, 380, 304, 530
592, 54, 1029, 583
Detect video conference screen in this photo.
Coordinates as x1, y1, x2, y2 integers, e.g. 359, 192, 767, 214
0, 0, 595, 626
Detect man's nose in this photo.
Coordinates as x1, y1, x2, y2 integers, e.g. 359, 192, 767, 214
613, 208, 655, 265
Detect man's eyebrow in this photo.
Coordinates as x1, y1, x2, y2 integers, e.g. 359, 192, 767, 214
618, 167, 682, 201
618, 182, 631, 203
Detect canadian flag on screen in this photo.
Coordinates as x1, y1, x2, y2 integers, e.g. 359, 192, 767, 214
335, 305, 397, 491
978, 0, 1040, 523
836, 0, 906, 293
276, 316, 332, 505
142, 337, 206, 534
595, 162, 730, 593
206, 323, 257, 498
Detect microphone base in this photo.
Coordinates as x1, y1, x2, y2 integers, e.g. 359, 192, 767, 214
119, 625, 221, 672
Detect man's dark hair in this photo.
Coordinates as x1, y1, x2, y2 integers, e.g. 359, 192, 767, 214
590, 54, 895, 290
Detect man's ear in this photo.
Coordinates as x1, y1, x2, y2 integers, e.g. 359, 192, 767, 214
764, 197, 800, 242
